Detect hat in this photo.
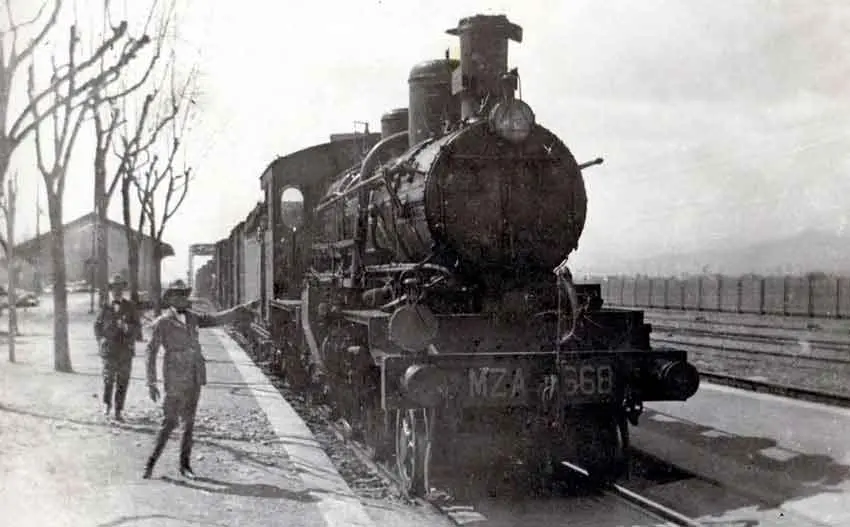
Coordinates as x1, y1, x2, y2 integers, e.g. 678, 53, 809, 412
163, 279, 192, 299
108, 274, 128, 288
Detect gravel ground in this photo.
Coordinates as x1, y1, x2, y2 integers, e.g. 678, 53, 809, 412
0, 294, 453, 527
216, 320, 455, 526
0, 302, 328, 527
225, 329, 411, 504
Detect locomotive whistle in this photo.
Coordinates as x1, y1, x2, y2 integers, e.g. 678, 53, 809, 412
578, 157, 604, 170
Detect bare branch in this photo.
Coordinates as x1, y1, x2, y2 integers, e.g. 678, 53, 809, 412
157, 166, 189, 239
99, 0, 172, 105
10, 20, 151, 145
3, 0, 62, 71
133, 77, 196, 244
26, 64, 50, 177
3, 1, 48, 33
112, 55, 190, 216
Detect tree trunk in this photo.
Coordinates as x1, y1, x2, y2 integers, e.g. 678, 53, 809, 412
6, 177, 17, 362
0, 139, 10, 193
97, 209, 109, 303
93, 149, 109, 307
47, 187, 72, 372
121, 175, 140, 304
152, 244, 162, 315
128, 232, 141, 302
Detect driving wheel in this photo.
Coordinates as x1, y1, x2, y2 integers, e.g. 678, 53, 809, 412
395, 408, 432, 496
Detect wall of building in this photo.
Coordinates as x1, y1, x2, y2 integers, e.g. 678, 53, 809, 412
5, 220, 168, 294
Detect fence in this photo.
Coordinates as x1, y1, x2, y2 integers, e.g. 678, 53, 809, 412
591, 274, 850, 318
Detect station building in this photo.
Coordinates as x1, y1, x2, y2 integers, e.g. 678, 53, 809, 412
0, 212, 174, 294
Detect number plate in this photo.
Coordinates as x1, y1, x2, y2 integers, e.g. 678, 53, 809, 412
464, 366, 528, 406
558, 362, 615, 400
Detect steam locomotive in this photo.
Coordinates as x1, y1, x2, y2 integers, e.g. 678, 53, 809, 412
209, 14, 700, 496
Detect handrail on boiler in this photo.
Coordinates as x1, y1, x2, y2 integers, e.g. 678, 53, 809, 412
315, 131, 410, 213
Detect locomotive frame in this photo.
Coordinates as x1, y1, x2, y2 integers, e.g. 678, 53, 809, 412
208, 14, 700, 496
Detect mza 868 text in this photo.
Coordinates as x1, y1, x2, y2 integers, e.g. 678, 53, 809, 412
206, 13, 701, 496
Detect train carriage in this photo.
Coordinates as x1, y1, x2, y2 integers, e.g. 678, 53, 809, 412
211, 13, 700, 497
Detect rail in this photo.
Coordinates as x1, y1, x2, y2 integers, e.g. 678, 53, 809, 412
653, 322, 850, 348
560, 460, 702, 527
652, 335, 850, 366
329, 414, 704, 527
699, 371, 850, 409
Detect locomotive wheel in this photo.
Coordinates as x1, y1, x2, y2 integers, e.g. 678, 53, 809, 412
364, 406, 393, 462
574, 412, 629, 484
395, 408, 432, 497
270, 343, 284, 374
283, 341, 311, 391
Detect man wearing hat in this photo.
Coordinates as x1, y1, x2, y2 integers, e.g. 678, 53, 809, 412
143, 279, 258, 479
94, 273, 141, 422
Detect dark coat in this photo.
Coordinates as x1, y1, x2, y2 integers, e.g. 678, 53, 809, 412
145, 309, 218, 396
94, 298, 141, 358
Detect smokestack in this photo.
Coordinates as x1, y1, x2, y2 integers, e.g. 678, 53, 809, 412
446, 14, 523, 120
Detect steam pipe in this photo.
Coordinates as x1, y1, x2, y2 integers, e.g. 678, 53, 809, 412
315, 131, 409, 213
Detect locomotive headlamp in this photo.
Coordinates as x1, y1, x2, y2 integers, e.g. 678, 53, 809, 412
488, 98, 536, 143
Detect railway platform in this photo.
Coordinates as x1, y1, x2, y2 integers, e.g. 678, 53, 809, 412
635, 381, 850, 526
0, 295, 449, 527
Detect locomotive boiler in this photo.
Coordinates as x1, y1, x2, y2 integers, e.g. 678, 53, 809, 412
225, 13, 701, 497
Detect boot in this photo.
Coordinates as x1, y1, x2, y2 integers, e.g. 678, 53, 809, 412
145, 420, 176, 480
142, 459, 154, 479
179, 464, 196, 479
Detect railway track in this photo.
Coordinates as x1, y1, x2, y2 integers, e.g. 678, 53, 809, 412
226, 326, 703, 527
620, 306, 849, 333
652, 324, 850, 363
329, 416, 703, 527
698, 370, 850, 408
650, 315, 850, 405
226, 310, 850, 526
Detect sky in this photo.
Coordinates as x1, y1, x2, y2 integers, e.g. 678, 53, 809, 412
5, 0, 849, 282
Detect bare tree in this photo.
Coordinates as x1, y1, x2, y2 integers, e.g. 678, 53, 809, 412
134, 133, 191, 315
0, 1, 63, 251
91, 0, 174, 308
121, 63, 196, 312
0, 172, 19, 362
27, 16, 152, 373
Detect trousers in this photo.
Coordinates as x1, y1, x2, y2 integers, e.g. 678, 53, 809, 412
102, 350, 133, 413
146, 387, 202, 469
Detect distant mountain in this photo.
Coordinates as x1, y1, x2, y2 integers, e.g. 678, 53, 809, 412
572, 229, 850, 277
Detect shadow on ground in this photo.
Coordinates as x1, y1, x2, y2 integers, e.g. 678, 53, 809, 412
633, 408, 850, 519
161, 475, 319, 501
0, 401, 341, 484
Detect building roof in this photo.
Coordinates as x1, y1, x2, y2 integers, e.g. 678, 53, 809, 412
13, 212, 175, 260
244, 201, 266, 235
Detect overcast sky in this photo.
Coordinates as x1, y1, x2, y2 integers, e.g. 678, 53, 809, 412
7, 0, 849, 282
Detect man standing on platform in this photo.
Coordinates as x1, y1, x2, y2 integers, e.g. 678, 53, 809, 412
94, 274, 141, 422
143, 279, 257, 479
